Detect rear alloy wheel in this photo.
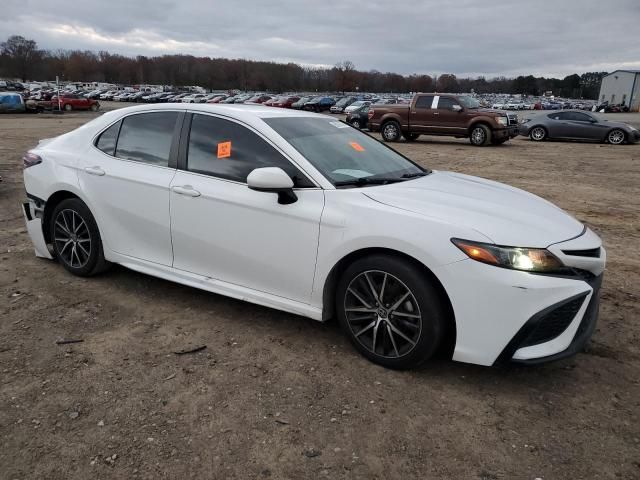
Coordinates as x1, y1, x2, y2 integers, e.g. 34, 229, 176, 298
470, 124, 491, 146
529, 126, 547, 141
90, 103, 98, 112
351, 119, 361, 129
64, 103, 73, 111
607, 129, 625, 145
337, 255, 446, 369
381, 121, 402, 142
50, 198, 110, 277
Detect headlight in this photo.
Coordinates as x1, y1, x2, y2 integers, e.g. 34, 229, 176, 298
451, 238, 564, 273
496, 116, 508, 126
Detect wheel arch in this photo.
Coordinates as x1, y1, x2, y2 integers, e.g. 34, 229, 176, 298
467, 119, 493, 136
42, 190, 81, 244
321, 247, 457, 358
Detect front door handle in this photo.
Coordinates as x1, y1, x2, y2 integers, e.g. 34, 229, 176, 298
84, 166, 105, 176
172, 185, 201, 197
433, 112, 440, 115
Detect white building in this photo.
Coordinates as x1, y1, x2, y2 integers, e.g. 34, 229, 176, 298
598, 70, 640, 111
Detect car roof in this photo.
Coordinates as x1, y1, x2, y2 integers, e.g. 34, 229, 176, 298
99, 102, 323, 121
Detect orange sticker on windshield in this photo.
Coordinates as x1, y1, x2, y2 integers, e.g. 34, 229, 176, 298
349, 141, 365, 152
217, 141, 232, 159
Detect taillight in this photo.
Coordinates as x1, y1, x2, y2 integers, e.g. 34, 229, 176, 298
23, 152, 42, 169
368, 108, 374, 119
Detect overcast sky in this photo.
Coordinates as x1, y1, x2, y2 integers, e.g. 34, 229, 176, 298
2, 0, 639, 78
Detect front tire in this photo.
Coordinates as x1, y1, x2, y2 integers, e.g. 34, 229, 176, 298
470, 124, 491, 146
607, 129, 626, 145
381, 121, 402, 142
351, 119, 361, 129
336, 254, 446, 369
529, 126, 547, 141
64, 103, 72, 111
50, 198, 110, 277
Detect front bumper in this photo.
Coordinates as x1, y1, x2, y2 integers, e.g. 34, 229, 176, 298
493, 126, 519, 139
433, 228, 605, 366
629, 129, 640, 143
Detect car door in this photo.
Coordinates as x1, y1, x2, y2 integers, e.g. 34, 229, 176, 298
408, 95, 434, 133
169, 113, 324, 303
430, 96, 467, 135
546, 112, 570, 138
563, 112, 608, 140
78, 110, 183, 266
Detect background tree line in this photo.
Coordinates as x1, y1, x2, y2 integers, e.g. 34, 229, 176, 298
1, 35, 606, 97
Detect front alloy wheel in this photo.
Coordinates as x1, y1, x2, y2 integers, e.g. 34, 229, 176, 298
607, 129, 625, 145
337, 255, 446, 369
344, 270, 422, 358
470, 125, 491, 146
530, 126, 546, 141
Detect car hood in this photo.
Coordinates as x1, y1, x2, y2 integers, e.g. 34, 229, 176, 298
364, 171, 584, 247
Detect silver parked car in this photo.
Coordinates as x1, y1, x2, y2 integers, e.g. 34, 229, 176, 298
519, 110, 639, 144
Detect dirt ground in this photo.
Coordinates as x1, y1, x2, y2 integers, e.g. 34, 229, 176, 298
1, 105, 639, 480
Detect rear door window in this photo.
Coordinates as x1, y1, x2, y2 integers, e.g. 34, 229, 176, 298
115, 112, 179, 166
415, 95, 434, 109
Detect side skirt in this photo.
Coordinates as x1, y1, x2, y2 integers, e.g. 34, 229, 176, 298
110, 252, 324, 321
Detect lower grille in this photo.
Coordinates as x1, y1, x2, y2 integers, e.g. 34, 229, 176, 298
519, 295, 586, 347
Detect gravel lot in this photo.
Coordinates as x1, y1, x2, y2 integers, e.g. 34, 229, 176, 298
1, 105, 639, 479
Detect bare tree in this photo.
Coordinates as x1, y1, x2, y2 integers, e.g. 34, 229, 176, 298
1, 35, 43, 81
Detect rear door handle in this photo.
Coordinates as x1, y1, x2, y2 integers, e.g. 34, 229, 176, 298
172, 185, 201, 197
84, 166, 105, 176
433, 112, 440, 115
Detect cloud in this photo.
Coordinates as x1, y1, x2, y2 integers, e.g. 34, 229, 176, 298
2, 0, 639, 77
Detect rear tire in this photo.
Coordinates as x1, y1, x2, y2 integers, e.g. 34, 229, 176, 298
90, 103, 98, 112
50, 198, 110, 277
336, 254, 446, 369
381, 121, 402, 142
64, 103, 72, 111
350, 119, 361, 129
469, 124, 491, 146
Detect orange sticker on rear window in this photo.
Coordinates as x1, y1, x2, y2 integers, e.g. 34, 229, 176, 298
217, 141, 231, 159
349, 141, 365, 152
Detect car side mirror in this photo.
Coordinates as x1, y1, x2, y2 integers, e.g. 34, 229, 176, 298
452, 104, 463, 112
247, 167, 298, 205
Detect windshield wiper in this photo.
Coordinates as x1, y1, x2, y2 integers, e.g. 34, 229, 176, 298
400, 172, 428, 179
334, 177, 406, 187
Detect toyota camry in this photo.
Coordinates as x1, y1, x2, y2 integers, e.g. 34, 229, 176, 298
22, 104, 605, 369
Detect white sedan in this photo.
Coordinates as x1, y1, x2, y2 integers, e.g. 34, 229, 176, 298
22, 104, 605, 369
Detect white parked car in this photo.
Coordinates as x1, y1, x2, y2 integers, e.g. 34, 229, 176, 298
182, 94, 207, 103
344, 100, 371, 114
21, 104, 605, 369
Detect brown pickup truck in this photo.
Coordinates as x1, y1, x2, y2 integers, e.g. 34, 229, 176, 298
368, 93, 519, 146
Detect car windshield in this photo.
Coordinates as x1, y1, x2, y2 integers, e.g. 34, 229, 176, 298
335, 97, 352, 106
458, 96, 480, 108
264, 117, 428, 186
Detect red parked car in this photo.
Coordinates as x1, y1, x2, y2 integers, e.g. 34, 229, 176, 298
263, 96, 283, 107
272, 95, 300, 108
51, 94, 100, 112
